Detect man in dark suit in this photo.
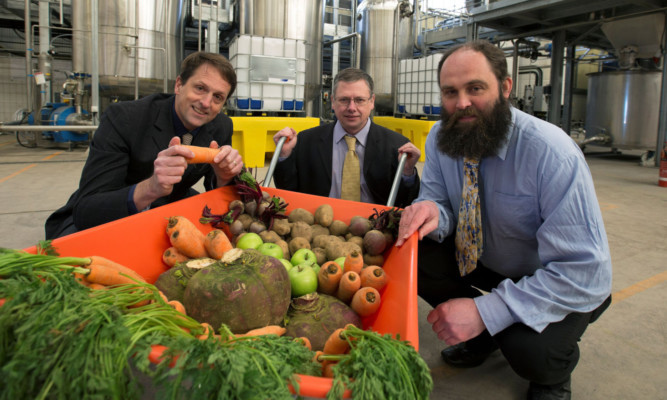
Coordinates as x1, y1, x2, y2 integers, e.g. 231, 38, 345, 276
272, 68, 420, 208
45, 52, 244, 239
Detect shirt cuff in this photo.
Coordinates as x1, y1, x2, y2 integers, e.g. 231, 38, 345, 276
401, 169, 417, 185
474, 292, 516, 336
127, 184, 139, 215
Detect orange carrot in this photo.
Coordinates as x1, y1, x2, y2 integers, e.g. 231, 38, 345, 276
85, 261, 143, 286
295, 336, 312, 351
350, 286, 381, 317
323, 362, 337, 378
162, 246, 189, 267
166, 216, 208, 259
88, 283, 107, 290
317, 261, 343, 295
312, 350, 324, 365
182, 145, 220, 164
167, 300, 187, 315
0, 298, 6, 308
360, 265, 388, 291
73, 272, 90, 287
336, 271, 361, 304
204, 229, 234, 260
197, 322, 215, 340
236, 325, 286, 337
87, 255, 146, 283
157, 290, 169, 303
323, 328, 349, 355
343, 250, 364, 274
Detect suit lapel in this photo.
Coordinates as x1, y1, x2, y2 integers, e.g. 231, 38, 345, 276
318, 124, 335, 189
363, 123, 380, 179
151, 96, 177, 150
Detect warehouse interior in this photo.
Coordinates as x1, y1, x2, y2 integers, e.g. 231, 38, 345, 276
0, 0, 666, 399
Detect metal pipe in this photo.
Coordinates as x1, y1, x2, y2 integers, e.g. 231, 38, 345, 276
323, 32, 361, 69
511, 40, 519, 102
238, 0, 245, 34
134, 0, 140, 99
38, 0, 51, 107
71, 0, 85, 73
24, 0, 33, 113
124, 45, 168, 92
0, 125, 98, 132
413, 0, 421, 53
392, 5, 400, 115
264, 136, 286, 188
198, 0, 203, 52
91, 0, 100, 122
656, 12, 667, 168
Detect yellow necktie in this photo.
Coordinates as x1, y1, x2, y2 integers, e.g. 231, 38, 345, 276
341, 135, 361, 201
455, 157, 483, 276
182, 132, 193, 145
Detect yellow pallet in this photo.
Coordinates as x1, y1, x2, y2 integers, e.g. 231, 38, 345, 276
373, 116, 437, 162
230, 116, 320, 167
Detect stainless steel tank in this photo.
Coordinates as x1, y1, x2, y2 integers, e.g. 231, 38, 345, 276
241, 0, 323, 117
585, 70, 661, 150
73, 0, 185, 100
356, 0, 414, 113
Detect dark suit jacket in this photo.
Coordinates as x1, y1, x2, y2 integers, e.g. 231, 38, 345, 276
45, 93, 233, 239
274, 121, 420, 208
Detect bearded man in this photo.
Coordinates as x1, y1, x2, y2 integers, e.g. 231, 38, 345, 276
395, 40, 612, 400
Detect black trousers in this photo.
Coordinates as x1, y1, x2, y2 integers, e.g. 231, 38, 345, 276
417, 236, 611, 386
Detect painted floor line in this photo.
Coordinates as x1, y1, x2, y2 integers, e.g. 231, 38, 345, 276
0, 151, 63, 184
611, 270, 667, 304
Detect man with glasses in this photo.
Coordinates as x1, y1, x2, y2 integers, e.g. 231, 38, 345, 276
272, 68, 421, 208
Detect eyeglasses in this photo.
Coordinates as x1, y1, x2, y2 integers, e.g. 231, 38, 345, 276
334, 97, 372, 107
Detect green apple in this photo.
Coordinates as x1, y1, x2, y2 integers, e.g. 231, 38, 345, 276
235, 232, 263, 250
311, 263, 321, 276
288, 264, 318, 297
334, 256, 346, 270
257, 242, 283, 259
279, 258, 293, 272
290, 248, 317, 267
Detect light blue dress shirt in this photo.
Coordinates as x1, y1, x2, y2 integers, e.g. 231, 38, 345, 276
417, 107, 612, 335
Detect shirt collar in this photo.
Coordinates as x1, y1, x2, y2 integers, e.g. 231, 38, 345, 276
171, 97, 202, 137
333, 118, 371, 147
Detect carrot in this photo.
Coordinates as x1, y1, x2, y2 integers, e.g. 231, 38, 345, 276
295, 336, 312, 351
360, 265, 388, 291
157, 290, 169, 303
204, 229, 234, 260
197, 322, 215, 340
312, 350, 324, 365
336, 271, 361, 304
73, 272, 90, 287
86, 255, 146, 283
343, 250, 364, 274
317, 261, 343, 295
88, 283, 107, 290
162, 246, 189, 267
323, 328, 349, 355
323, 362, 337, 378
167, 300, 187, 315
0, 298, 6, 308
236, 325, 286, 337
350, 286, 381, 317
182, 145, 220, 164
85, 259, 143, 287
166, 216, 208, 259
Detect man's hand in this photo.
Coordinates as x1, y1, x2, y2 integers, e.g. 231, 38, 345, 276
395, 200, 439, 246
427, 298, 486, 345
134, 136, 191, 210
206, 141, 243, 187
397, 142, 421, 176
273, 127, 297, 158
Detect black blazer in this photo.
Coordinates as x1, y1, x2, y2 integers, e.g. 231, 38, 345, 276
273, 121, 420, 208
45, 93, 233, 239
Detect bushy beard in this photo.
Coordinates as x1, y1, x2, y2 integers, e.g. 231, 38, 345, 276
437, 95, 512, 159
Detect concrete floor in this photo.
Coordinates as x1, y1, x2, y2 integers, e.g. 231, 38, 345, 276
0, 132, 665, 399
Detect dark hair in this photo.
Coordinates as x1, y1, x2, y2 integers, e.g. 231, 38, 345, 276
437, 40, 509, 87
179, 51, 237, 98
333, 68, 374, 98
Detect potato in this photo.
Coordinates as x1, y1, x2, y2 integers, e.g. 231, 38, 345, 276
347, 235, 364, 250
313, 234, 343, 249
249, 220, 267, 234
288, 208, 315, 225
271, 218, 291, 236
328, 220, 349, 237
313, 247, 327, 265
314, 204, 334, 227
325, 240, 362, 261
311, 224, 330, 240
289, 237, 311, 255
290, 221, 313, 242
276, 239, 290, 260
363, 253, 384, 267
259, 230, 281, 244
238, 213, 254, 230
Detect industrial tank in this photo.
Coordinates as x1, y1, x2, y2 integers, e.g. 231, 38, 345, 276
585, 70, 660, 150
73, 0, 185, 100
356, 0, 414, 113
240, 0, 323, 117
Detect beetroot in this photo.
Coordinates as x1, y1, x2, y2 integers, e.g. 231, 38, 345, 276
182, 249, 291, 333
284, 292, 362, 351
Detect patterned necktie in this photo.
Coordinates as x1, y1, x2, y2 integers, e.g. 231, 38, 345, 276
182, 132, 193, 145
455, 157, 483, 276
341, 135, 361, 201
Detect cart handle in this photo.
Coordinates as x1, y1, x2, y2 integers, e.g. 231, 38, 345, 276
264, 136, 287, 188
264, 137, 407, 208
387, 152, 407, 207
